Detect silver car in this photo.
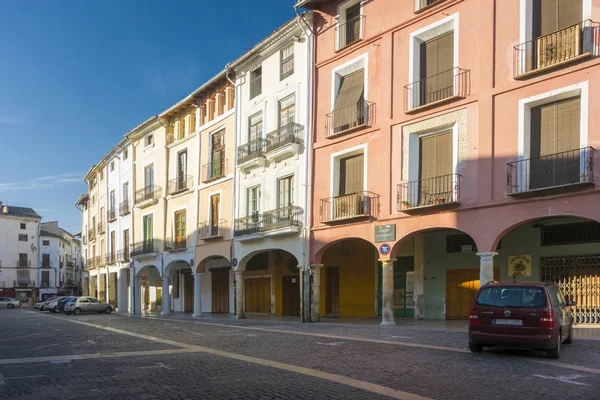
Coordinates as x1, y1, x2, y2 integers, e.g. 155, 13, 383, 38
0, 297, 22, 309
45, 296, 68, 313
64, 297, 113, 315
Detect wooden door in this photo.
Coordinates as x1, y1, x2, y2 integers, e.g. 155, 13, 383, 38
211, 268, 230, 313
446, 268, 500, 320
418, 131, 453, 206
183, 273, 194, 312
326, 267, 340, 316
282, 276, 300, 316
245, 277, 270, 313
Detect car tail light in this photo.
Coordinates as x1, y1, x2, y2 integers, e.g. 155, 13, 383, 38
469, 310, 479, 325
540, 312, 553, 329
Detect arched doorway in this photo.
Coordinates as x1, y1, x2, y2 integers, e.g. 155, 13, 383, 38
319, 238, 379, 318
165, 260, 194, 313
135, 265, 161, 314
197, 256, 233, 314
491, 215, 600, 324
390, 228, 487, 321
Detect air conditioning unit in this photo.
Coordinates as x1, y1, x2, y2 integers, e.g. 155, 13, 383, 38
537, 25, 582, 69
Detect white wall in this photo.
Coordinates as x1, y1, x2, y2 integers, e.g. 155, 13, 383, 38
0, 214, 40, 289
107, 142, 133, 268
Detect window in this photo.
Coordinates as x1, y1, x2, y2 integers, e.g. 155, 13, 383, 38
42, 240, 50, 246
18, 234, 28, 242
143, 215, 153, 246
178, 118, 185, 140
123, 229, 130, 260
280, 44, 294, 80
416, 131, 453, 206
210, 130, 225, 179
18, 253, 28, 267
279, 95, 296, 128
248, 113, 263, 142
278, 176, 294, 208
110, 190, 116, 217
144, 165, 154, 189
339, 153, 364, 196
92, 195, 96, 205
542, 221, 600, 246
190, 111, 197, 133
338, 2, 362, 50
247, 186, 261, 218
446, 234, 477, 253
476, 287, 546, 308
123, 149, 128, 160
110, 231, 115, 262
99, 170, 104, 181
175, 210, 186, 248
250, 66, 262, 99
177, 150, 187, 188
110, 161, 115, 172
210, 194, 220, 236
332, 69, 365, 134
145, 134, 153, 147
20, 223, 26, 229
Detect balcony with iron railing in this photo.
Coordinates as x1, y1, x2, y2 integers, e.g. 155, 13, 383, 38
326, 100, 375, 138
164, 237, 188, 252
237, 138, 267, 171
119, 200, 131, 216
108, 206, 117, 222
319, 191, 379, 224
507, 147, 595, 197
404, 67, 469, 113
234, 215, 261, 237
415, 0, 448, 13
16, 260, 31, 268
397, 174, 461, 213
198, 219, 228, 240
41, 259, 52, 268
202, 153, 228, 183
130, 239, 160, 257
336, 15, 364, 51
14, 280, 35, 287
514, 20, 596, 79
117, 248, 130, 263
168, 175, 193, 195
234, 206, 304, 238
135, 185, 162, 207
106, 253, 117, 265
264, 123, 304, 161
97, 220, 106, 234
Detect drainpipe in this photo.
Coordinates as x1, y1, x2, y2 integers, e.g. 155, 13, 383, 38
157, 115, 169, 277
192, 102, 201, 275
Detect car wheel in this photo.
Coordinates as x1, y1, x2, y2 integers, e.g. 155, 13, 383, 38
469, 342, 483, 353
7, 304, 14, 309
52, 307, 58, 313
40, 306, 45, 311
547, 331, 561, 359
564, 325, 573, 345
73, 308, 82, 316
104, 307, 112, 314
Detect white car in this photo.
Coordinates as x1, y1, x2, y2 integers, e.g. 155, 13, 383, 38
0, 297, 22, 309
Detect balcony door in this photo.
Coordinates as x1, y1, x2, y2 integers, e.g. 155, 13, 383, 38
277, 176, 294, 223
332, 69, 365, 133
110, 231, 115, 263
248, 113, 263, 155
175, 210, 186, 249
144, 165, 154, 198
279, 95, 296, 129
344, 3, 361, 47
247, 186, 261, 228
210, 194, 220, 236
177, 150, 187, 190
335, 154, 364, 219
419, 32, 454, 107
211, 130, 225, 178
418, 131, 453, 207
530, 97, 581, 190
123, 229, 130, 260
143, 215, 153, 252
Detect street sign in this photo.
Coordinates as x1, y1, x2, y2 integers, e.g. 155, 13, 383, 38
379, 243, 391, 255
375, 224, 396, 243
232, 258, 238, 267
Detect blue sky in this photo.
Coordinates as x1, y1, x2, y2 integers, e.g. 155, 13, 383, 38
0, 0, 296, 234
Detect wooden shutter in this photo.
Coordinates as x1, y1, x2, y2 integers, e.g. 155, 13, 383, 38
419, 132, 453, 205
332, 69, 364, 131
536, 0, 582, 36
420, 32, 454, 105
175, 210, 186, 246
211, 194, 220, 235
339, 153, 364, 195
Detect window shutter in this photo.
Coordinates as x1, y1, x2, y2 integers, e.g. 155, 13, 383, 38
332, 69, 365, 130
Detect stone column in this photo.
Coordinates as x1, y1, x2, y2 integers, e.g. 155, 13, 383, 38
412, 235, 425, 319
379, 258, 397, 326
310, 264, 323, 322
192, 273, 203, 317
160, 275, 170, 315
235, 269, 245, 319
477, 252, 497, 287
129, 267, 135, 314
117, 269, 128, 313
134, 276, 142, 316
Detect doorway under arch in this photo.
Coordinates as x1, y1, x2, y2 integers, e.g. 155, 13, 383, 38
135, 265, 161, 313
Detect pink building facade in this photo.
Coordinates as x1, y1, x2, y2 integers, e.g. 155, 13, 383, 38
300, 0, 600, 324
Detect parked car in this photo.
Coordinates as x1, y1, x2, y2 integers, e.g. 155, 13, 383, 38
55, 297, 76, 313
64, 297, 113, 315
34, 300, 45, 309
46, 296, 68, 313
0, 297, 22, 309
39, 296, 59, 311
469, 282, 574, 359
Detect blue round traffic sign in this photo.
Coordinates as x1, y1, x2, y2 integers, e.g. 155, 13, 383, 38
379, 243, 390, 255
232, 258, 238, 267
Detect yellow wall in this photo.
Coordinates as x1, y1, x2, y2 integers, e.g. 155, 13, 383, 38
320, 240, 378, 318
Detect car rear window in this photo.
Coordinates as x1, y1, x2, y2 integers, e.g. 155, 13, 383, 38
476, 286, 547, 308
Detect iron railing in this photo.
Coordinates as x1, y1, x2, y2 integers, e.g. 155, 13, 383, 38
326, 100, 375, 137
117, 248, 130, 263
336, 15, 364, 51
41, 259, 52, 268
416, 0, 448, 12
135, 185, 162, 204
237, 138, 266, 164
265, 123, 304, 153
106, 253, 117, 265
97, 220, 106, 234
234, 214, 262, 237
198, 219, 228, 239
119, 201, 131, 216
202, 153, 227, 183
319, 191, 379, 223
168, 175, 193, 195
108, 206, 116, 222
130, 240, 160, 257
397, 174, 461, 211
14, 280, 35, 287
507, 147, 595, 196
514, 20, 595, 78
164, 238, 188, 252
16, 260, 31, 268
404, 67, 469, 112
89, 228, 96, 241
86, 256, 103, 269
261, 205, 303, 232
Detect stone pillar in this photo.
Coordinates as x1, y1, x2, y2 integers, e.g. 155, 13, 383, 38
117, 269, 128, 313
310, 264, 323, 322
192, 273, 203, 317
160, 275, 170, 315
412, 235, 425, 319
477, 252, 497, 287
96, 273, 100, 300
129, 268, 135, 314
235, 269, 245, 319
134, 276, 142, 316
380, 258, 397, 326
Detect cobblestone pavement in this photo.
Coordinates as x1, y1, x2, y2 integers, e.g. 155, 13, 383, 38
1, 309, 600, 400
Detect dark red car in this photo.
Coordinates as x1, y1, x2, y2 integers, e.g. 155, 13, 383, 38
468, 282, 575, 359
